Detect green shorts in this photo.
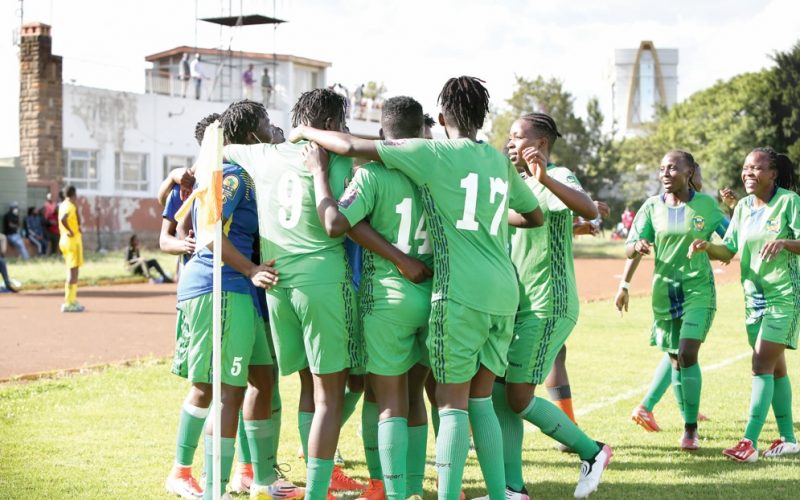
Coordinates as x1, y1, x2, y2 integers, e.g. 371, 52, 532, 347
267, 282, 362, 376
172, 291, 271, 387
651, 308, 715, 354
746, 312, 799, 350
363, 312, 428, 376
506, 315, 576, 385
427, 299, 514, 384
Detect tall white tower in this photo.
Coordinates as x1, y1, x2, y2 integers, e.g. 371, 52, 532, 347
612, 41, 678, 136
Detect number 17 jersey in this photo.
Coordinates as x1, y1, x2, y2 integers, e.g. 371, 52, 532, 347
375, 138, 539, 316
224, 141, 353, 287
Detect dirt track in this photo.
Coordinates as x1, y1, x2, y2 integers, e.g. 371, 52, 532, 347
0, 259, 740, 380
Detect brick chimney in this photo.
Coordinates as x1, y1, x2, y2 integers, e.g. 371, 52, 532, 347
19, 22, 63, 190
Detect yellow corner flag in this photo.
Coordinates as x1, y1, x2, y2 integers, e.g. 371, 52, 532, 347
175, 121, 224, 249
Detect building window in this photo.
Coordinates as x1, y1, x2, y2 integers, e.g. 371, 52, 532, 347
115, 152, 149, 192
163, 155, 194, 179
64, 149, 99, 190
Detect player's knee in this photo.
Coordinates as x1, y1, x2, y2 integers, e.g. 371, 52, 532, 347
506, 385, 534, 414
677, 349, 698, 368
347, 374, 365, 393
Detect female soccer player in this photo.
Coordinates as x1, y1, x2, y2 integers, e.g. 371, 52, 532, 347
622, 165, 732, 432
626, 150, 726, 450
289, 76, 544, 500
689, 147, 800, 462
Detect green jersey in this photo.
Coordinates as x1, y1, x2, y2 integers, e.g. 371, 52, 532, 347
338, 162, 434, 325
511, 165, 583, 322
224, 141, 353, 287
375, 138, 539, 316
627, 191, 726, 320
723, 188, 800, 323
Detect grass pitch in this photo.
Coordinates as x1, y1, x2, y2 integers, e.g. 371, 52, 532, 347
1, 283, 798, 499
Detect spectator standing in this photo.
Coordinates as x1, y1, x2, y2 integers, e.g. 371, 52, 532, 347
178, 53, 191, 98
260, 67, 273, 107
42, 191, 61, 255
353, 83, 364, 119
0, 236, 18, 293
189, 54, 207, 100
621, 206, 635, 236
24, 207, 46, 256
242, 64, 254, 99
3, 202, 29, 260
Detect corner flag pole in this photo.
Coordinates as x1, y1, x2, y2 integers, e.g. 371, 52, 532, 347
175, 121, 224, 500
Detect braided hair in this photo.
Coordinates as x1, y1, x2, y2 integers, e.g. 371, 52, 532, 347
751, 147, 798, 193
437, 76, 490, 132
666, 150, 700, 191
291, 88, 347, 129
194, 113, 221, 145
220, 100, 268, 145
520, 112, 562, 149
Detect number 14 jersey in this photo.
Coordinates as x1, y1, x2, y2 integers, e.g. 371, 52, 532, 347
224, 141, 353, 287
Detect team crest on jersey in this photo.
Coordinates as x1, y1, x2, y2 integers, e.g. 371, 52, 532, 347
692, 215, 705, 232
222, 174, 239, 202
765, 218, 780, 233
383, 139, 407, 147
338, 185, 359, 209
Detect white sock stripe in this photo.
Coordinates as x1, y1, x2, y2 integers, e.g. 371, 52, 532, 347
183, 401, 210, 419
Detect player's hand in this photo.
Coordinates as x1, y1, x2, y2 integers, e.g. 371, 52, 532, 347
288, 126, 306, 144
180, 168, 196, 201
66, 230, 75, 238
521, 147, 548, 182
302, 142, 329, 176
181, 231, 196, 255
572, 220, 597, 236
595, 200, 611, 219
615, 288, 629, 317
719, 188, 737, 210
249, 259, 279, 289
396, 255, 433, 284
687, 239, 708, 258
760, 239, 786, 261
634, 239, 652, 256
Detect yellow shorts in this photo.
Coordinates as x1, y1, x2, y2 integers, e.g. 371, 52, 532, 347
60, 237, 84, 268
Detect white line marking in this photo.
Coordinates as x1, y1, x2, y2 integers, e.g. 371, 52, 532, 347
523, 351, 751, 432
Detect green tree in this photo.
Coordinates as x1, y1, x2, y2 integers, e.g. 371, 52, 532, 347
768, 41, 800, 160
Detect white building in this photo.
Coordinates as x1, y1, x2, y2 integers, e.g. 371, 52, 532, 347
611, 41, 678, 136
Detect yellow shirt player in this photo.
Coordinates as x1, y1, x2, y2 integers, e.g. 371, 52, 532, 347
59, 186, 84, 312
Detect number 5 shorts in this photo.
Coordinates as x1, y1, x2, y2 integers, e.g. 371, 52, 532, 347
266, 281, 362, 376
172, 291, 271, 387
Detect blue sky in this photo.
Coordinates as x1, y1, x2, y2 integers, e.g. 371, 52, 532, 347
1, 0, 798, 156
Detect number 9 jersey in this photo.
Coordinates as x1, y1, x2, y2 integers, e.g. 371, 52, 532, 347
224, 141, 354, 287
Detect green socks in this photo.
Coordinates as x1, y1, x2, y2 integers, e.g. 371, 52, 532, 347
175, 402, 209, 466
342, 387, 363, 426
362, 400, 383, 479
406, 424, 428, 496
642, 355, 673, 412
379, 417, 409, 500
772, 375, 795, 443
492, 383, 524, 492
237, 410, 252, 465
435, 409, 470, 500
306, 457, 334, 500
469, 397, 506, 500
203, 435, 235, 500
521, 396, 600, 461
744, 374, 775, 448
298, 411, 314, 464
671, 367, 685, 420
680, 363, 702, 425
431, 404, 440, 437
272, 379, 282, 465
244, 419, 277, 486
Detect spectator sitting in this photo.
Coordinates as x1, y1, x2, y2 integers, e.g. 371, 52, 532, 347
3, 202, 29, 260
24, 206, 46, 256
126, 235, 173, 283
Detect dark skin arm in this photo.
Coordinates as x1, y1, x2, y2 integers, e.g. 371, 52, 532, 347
207, 231, 279, 289
60, 213, 74, 238
303, 142, 432, 283
508, 207, 544, 228
522, 147, 598, 220
159, 218, 196, 256
290, 126, 381, 162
